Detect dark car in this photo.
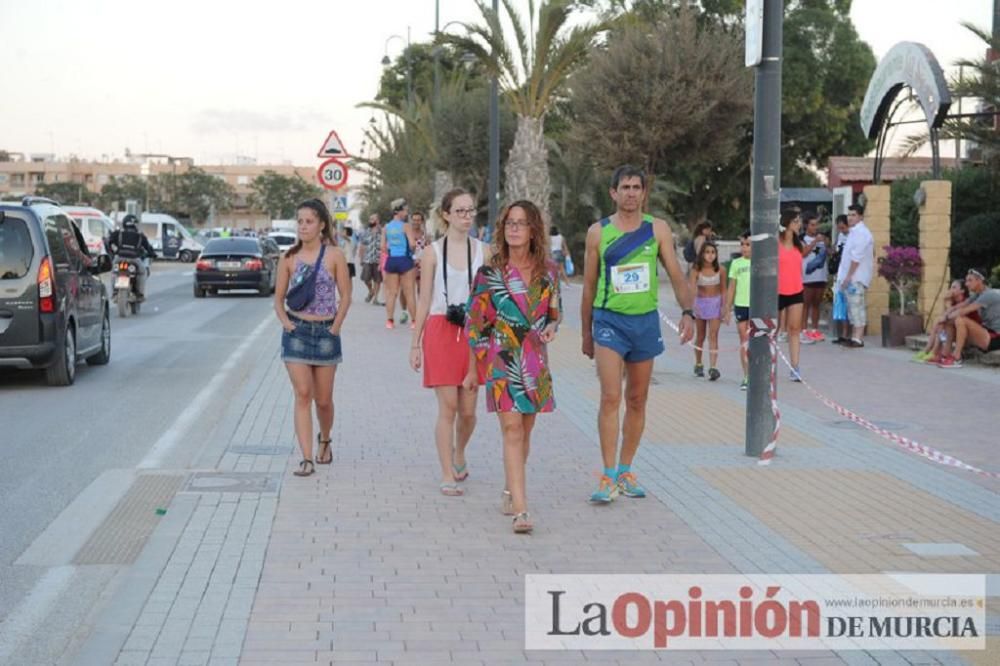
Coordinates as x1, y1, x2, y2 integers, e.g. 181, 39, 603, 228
0, 197, 113, 386
194, 237, 280, 297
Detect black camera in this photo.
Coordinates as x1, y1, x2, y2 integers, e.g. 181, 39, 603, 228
445, 303, 468, 327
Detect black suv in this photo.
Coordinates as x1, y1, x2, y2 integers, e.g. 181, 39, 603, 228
0, 197, 113, 385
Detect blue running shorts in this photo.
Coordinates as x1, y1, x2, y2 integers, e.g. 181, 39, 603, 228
592, 308, 664, 363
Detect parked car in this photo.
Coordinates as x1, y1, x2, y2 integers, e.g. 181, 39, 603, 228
63, 206, 115, 257
193, 237, 279, 297
0, 197, 113, 385
267, 231, 296, 249
112, 212, 203, 262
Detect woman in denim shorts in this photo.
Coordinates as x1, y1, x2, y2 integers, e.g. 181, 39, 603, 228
274, 199, 352, 477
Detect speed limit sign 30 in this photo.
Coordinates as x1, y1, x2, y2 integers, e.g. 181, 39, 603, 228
317, 158, 348, 190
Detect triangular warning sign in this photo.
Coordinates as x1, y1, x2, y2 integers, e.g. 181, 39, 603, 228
316, 130, 349, 159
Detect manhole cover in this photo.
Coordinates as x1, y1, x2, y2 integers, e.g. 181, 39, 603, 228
182, 472, 280, 494
228, 445, 288, 456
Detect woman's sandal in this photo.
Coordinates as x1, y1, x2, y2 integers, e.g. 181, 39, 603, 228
501, 490, 514, 516
293, 459, 315, 477
440, 483, 464, 497
316, 435, 333, 465
512, 511, 533, 534
452, 462, 469, 482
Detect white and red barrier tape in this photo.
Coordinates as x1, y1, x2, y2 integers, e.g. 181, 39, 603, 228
658, 309, 1000, 480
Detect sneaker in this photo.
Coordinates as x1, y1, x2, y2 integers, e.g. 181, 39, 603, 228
708, 367, 720, 381
693, 364, 705, 378
809, 330, 826, 342
400, 312, 409, 324
831, 336, 847, 345
845, 339, 864, 348
911, 350, 932, 363
385, 319, 395, 330
790, 366, 802, 382
589, 475, 619, 504
739, 377, 748, 391
799, 332, 817, 345
616, 472, 646, 498
937, 355, 963, 368
777, 332, 788, 342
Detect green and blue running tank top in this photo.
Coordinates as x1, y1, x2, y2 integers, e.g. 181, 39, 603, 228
385, 220, 410, 258
594, 215, 659, 315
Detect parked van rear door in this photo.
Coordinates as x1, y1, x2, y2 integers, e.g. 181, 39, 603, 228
0, 210, 39, 346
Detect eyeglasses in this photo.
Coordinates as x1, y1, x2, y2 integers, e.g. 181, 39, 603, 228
505, 220, 529, 229
451, 208, 476, 218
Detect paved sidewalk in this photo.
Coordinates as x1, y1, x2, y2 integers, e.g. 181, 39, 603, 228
79, 278, 998, 665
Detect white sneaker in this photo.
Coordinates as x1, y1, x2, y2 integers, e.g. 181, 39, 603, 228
799, 332, 817, 345
777, 332, 788, 342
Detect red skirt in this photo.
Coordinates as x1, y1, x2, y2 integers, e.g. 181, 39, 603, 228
422, 315, 471, 387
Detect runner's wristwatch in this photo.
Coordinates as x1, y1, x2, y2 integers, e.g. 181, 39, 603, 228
682, 309, 695, 319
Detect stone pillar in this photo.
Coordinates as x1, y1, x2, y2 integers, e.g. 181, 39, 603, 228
918, 180, 952, 326
863, 184, 891, 336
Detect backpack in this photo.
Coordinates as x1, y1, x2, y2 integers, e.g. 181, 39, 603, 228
683, 239, 697, 263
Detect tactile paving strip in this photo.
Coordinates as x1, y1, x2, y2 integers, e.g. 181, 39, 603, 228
73, 474, 184, 565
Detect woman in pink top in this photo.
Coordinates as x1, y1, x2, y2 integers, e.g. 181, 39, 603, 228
274, 199, 352, 477
778, 208, 805, 382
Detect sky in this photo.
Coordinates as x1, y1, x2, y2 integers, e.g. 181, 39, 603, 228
0, 0, 992, 168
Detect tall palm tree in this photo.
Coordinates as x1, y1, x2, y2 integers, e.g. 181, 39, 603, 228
439, 0, 605, 220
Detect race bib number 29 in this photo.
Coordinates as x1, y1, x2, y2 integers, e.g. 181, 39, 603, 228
611, 263, 650, 294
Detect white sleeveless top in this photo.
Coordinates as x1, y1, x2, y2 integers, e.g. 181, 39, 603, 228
550, 234, 564, 253
430, 237, 485, 315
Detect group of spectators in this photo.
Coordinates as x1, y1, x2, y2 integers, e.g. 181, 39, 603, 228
913, 269, 1000, 368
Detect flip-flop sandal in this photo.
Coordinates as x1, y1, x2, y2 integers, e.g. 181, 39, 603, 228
316, 435, 333, 464
293, 459, 315, 477
512, 512, 533, 534
452, 463, 469, 482
440, 483, 464, 497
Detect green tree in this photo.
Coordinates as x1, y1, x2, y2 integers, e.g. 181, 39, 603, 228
0, 150, 11, 162
249, 171, 322, 220
377, 42, 487, 110
568, 8, 752, 228
35, 181, 96, 205
98, 175, 149, 212
440, 0, 606, 218
160, 168, 235, 224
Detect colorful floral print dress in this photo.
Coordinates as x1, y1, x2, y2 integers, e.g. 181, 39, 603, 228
464, 263, 560, 413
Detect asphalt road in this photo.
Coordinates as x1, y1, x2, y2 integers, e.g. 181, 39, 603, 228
0, 261, 275, 662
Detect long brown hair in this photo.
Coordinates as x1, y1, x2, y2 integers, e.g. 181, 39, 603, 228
490, 200, 550, 280
286, 198, 337, 257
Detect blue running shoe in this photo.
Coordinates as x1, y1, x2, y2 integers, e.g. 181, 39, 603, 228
617, 472, 647, 498
589, 475, 618, 503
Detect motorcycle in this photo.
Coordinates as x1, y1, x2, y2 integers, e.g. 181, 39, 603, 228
113, 256, 144, 317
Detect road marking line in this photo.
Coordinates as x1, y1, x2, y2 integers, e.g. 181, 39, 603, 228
138, 314, 272, 469
0, 565, 75, 662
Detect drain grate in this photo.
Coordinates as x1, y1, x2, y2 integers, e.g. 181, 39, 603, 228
181, 472, 280, 494
228, 445, 288, 456
74, 474, 184, 565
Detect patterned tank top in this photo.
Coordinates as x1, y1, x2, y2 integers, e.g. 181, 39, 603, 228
292, 255, 337, 317
594, 215, 659, 315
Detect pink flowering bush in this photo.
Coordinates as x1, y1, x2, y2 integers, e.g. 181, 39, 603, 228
878, 246, 923, 315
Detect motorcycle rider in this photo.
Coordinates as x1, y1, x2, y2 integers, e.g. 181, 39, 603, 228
107, 214, 157, 299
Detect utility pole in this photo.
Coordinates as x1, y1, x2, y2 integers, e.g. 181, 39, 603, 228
487, 0, 500, 228
745, 0, 782, 457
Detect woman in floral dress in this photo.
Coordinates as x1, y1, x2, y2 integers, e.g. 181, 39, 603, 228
463, 200, 560, 534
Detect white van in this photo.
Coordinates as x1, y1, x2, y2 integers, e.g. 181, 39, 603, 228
136, 213, 203, 262
63, 206, 116, 257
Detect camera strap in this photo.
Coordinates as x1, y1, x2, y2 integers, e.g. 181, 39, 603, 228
442, 237, 472, 306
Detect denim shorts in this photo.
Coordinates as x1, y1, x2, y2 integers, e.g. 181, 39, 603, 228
281, 314, 342, 366
384, 255, 415, 274
592, 308, 664, 363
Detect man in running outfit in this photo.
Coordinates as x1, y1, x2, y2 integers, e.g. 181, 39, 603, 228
581, 165, 695, 503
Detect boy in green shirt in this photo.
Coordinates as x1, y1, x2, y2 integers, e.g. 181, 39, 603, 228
725, 232, 752, 390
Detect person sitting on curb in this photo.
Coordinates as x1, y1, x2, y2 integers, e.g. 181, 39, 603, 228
938, 269, 1000, 368
912, 279, 976, 364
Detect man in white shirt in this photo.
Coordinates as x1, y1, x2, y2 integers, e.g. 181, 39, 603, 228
836, 204, 874, 348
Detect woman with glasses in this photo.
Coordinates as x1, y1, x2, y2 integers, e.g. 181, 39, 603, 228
409, 190, 489, 496
463, 200, 560, 534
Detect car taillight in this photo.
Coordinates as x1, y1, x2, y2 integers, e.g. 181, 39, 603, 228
244, 259, 263, 271
38, 257, 55, 313
196, 259, 213, 271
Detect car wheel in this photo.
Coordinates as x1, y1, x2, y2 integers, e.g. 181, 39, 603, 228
179, 250, 193, 263
87, 309, 111, 366
45, 323, 76, 386
194, 283, 205, 298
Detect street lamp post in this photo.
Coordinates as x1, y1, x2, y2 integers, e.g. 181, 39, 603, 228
382, 32, 412, 105
487, 0, 500, 227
